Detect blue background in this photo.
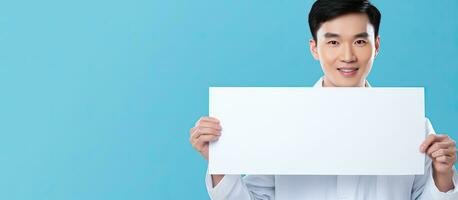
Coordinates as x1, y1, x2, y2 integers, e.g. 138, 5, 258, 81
0, 0, 457, 199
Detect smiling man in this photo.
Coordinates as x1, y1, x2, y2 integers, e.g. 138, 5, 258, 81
189, 0, 458, 199
309, 11, 378, 87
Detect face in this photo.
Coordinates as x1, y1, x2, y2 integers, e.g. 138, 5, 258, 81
309, 13, 380, 87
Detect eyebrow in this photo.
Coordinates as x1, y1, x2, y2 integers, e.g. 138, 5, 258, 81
323, 32, 369, 39
354, 32, 369, 38
323, 32, 340, 38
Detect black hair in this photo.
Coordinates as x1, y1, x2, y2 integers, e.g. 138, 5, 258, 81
308, 0, 381, 41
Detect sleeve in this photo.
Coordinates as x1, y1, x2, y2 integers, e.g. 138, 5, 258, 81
411, 118, 458, 200
205, 169, 275, 200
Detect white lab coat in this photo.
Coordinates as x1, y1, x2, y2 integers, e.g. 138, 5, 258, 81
205, 77, 458, 200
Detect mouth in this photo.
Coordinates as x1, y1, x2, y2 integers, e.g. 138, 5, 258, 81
337, 67, 359, 77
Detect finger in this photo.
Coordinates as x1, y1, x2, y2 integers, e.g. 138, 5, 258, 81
421, 134, 449, 152
197, 116, 220, 125
198, 145, 209, 155
195, 127, 221, 136
190, 127, 203, 142
190, 128, 221, 145
431, 147, 457, 158
192, 139, 206, 153
199, 134, 220, 143
191, 132, 204, 148
189, 129, 221, 146
426, 141, 455, 156
201, 144, 209, 151
435, 155, 453, 163
189, 127, 196, 135
194, 135, 220, 148
190, 127, 201, 138
426, 141, 454, 156
196, 122, 222, 130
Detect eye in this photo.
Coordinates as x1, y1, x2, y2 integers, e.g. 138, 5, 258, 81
327, 40, 339, 47
354, 39, 367, 46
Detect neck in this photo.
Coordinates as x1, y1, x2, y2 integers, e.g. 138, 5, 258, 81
322, 77, 366, 87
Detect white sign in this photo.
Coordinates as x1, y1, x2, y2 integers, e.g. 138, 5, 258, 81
209, 87, 425, 175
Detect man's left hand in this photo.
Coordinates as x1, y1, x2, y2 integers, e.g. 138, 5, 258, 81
420, 134, 457, 192
421, 134, 457, 173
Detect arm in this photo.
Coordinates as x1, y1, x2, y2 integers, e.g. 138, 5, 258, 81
411, 155, 458, 200
205, 173, 275, 200
190, 116, 275, 199
412, 118, 458, 200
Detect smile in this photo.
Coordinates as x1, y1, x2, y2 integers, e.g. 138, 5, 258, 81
337, 67, 359, 77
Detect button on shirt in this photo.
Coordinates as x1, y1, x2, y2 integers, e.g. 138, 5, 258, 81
205, 77, 458, 200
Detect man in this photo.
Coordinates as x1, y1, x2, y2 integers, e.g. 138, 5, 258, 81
189, 0, 458, 199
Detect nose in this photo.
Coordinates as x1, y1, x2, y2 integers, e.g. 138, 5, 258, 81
340, 44, 357, 63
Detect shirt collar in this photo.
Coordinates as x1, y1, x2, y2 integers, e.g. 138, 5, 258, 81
313, 77, 371, 88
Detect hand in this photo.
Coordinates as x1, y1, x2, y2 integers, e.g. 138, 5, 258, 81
420, 134, 457, 174
189, 116, 222, 160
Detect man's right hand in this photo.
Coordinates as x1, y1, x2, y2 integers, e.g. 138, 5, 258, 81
189, 116, 225, 187
189, 116, 222, 160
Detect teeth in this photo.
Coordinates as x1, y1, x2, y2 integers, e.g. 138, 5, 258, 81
340, 69, 356, 72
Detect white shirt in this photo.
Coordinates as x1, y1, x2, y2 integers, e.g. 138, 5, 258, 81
205, 77, 458, 200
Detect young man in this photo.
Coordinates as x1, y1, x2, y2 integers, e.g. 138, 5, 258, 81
189, 0, 458, 199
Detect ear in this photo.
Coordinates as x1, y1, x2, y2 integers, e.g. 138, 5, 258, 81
374, 36, 380, 58
309, 39, 319, 60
